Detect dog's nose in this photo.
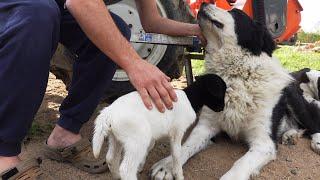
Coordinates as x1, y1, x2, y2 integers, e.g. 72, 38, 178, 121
198, 2, 210, 19
199, 2, 209, 13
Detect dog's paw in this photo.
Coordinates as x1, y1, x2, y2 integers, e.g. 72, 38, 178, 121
150, 157, 173, 180
249, 169, 261, 180
311, 133, 320, 154
220, 169, 251, 180
282, 129, 299, 145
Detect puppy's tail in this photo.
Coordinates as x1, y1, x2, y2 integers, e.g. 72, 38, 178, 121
92, 108, 111, 158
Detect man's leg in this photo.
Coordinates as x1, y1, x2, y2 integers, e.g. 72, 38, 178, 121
0, 0, 60, 172
47, 10, 131, 148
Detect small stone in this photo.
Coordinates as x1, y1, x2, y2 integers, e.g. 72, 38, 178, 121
286, 158, 292, 162
290, 169, 297, 175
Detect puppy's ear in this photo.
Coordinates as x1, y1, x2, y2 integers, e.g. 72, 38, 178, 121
203, 74, 227, 112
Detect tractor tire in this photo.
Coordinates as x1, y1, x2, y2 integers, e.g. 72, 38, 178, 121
50, 0, 192, 102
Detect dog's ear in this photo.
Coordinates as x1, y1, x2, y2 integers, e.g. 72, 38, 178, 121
244, 22, 275, 57
203, 74, 227, 112
290, 68, 311, 83
261, 25, 276, 57
236, 21, 264, 56
249, 22, 264, 55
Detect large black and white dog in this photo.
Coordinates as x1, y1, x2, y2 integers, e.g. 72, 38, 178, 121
151, 3, 320, 180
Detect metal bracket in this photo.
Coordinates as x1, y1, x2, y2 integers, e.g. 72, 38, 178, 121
183, 51, 205, 86
130, 32, 201, 47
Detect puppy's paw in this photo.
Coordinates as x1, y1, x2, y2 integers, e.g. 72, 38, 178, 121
282, 129, 299, 145
311, 133, 320, 155
150, 157, 173, 180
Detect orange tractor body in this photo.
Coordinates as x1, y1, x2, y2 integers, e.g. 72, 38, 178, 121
186, 0, 303, 43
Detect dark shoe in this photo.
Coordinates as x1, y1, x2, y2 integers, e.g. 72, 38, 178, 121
0, 158, 54, 180
42, 138, 107, 174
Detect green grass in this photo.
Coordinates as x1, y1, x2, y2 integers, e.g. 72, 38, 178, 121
28, 122, 53, 137
191, 60, 205, 75
190, 46, 320, 74
298, 31, 320, 43
274, 46, 320, 71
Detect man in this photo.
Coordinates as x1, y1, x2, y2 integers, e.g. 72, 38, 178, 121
0, 0, 205, 178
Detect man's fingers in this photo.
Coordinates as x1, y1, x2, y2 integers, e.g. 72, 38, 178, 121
162, 79, 177, 102
156, 84, 173, 110
165, 75, 171, 81
138, 88, 153, 110
148, 86, 165, 113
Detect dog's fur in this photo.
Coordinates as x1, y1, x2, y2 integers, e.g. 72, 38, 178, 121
151, 4, 320, 180
92, 74, 226, 180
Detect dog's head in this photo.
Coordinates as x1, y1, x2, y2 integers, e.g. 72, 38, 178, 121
198, 3, 275, 56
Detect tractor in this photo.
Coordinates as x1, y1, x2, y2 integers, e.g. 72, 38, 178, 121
50, 0, 303, 101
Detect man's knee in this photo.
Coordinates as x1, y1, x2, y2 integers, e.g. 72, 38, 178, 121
110, 12, 131, 40
17, 0, 60, 28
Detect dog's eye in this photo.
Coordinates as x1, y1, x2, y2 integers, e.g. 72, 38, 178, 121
211, 19, 224, 29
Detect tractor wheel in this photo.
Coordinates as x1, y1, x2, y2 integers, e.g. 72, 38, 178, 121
50, 0, 192, 102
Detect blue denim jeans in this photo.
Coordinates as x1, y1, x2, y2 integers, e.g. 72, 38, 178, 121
0, 0, 130, 156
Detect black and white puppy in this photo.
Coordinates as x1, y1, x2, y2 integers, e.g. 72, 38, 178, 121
151, 3, 319, 180
277, 68, 320, 152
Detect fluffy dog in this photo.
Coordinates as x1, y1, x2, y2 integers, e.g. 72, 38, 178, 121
151, 3, 320, 180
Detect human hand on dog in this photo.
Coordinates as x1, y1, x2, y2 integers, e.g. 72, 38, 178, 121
193, 24, 207, 46
126, 60, 177, 113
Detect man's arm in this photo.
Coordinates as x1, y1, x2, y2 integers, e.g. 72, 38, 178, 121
65, 0, 177, 112
135, 0, 206, 44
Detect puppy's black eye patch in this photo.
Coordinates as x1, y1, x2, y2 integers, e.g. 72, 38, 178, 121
211, 19, 224, 29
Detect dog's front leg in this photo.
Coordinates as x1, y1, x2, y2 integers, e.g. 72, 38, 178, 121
151, 107, 221, 180
221, 129, 276, 180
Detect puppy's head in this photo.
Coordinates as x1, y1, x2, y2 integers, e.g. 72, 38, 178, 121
198, 3, 275, 56
195, 74, 227, 112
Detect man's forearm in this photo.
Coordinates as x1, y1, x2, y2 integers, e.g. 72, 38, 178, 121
65, 0, 138, 72
144, 17, 200, 37
134, 0, 203, 40
65, 0, 178, 113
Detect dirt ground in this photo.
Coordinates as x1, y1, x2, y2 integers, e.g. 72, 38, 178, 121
21, 73, 320, 180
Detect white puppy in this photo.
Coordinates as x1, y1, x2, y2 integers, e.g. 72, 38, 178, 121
92, 74, 226, 180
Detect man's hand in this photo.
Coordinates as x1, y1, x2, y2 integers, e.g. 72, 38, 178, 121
126, 60, 177, 113
135, 0, 207, 46
193, 24, 207, 46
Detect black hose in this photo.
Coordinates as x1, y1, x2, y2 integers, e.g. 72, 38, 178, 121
253, 0, 266, 25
